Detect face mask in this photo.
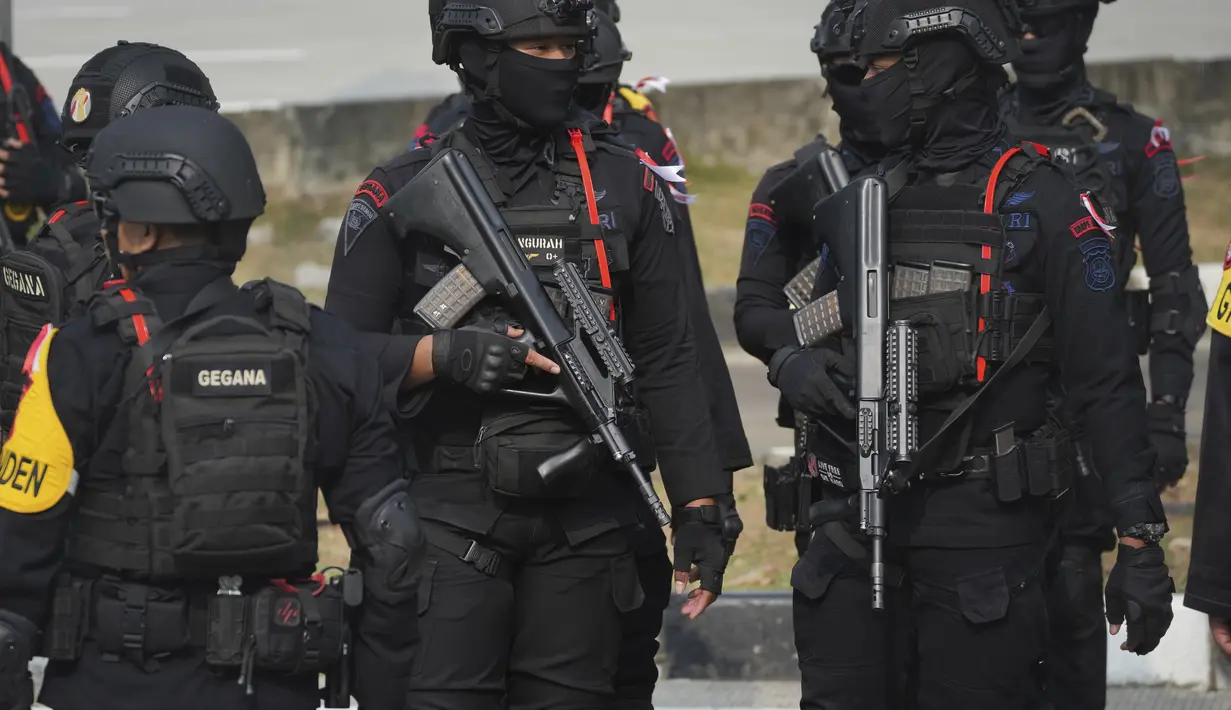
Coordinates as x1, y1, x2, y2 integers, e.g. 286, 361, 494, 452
830, 62, 913, 149
574, 83, 612, 116
1013, 13, 1093, 88
495, 46, 580, 129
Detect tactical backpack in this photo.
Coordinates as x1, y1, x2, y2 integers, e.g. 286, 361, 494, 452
0, 202, 107, 436
70, 277, 319, 580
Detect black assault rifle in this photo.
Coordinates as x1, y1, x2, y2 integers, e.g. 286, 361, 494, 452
810, 176, 918, 610
384, 148, 671, 527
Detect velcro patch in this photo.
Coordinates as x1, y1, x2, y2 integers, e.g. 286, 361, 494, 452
1070, 216, 1098, 239
343, 198, 379, 256
0, 327, 76, 514
357, 179, 389, 207
2, 263, 49, 301
655, 184, 675, 235
1003, 212, 1034, 231
642, 167, 655, 193
191, 359, 274, 397
1004, 191, 1035, 207
518, 235, 564, 265
1151, 151, 1181, 200
1080, 237, 1115, 292
749, 203, 776, 226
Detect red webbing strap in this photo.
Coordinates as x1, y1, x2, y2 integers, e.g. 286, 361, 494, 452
977, 146, 1024, 382
115, 288, 151, 345
567, 128, 615, 321
602, 93, 615, 124
0, 51, 31, 143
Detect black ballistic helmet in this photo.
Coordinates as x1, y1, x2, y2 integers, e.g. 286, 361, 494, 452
61, 41, 218, 159
430, 0, 597, 65
594, 0, 620, 22
817, 0, 1023, 69
1017, 0, 1113, 15
85, 105, 265, 227
579, 10, 630, 86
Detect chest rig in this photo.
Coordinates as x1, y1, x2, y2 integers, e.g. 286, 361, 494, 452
883, 146, 1054, 424
70, 278, 318, 582
401, 125, 630, 334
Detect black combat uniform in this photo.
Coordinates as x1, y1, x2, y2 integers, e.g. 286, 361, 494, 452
326, 3, 734, 708
0, 42, 86, 248
1001, 5, 1204, 707
1, 42, 221, 441
736, 131, 882, 557
780, 2, 1174, 708
0, 106, 424, 710
1187, 260, 1231, 640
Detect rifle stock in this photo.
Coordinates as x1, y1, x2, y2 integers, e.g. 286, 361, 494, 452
387, 149, 671, 527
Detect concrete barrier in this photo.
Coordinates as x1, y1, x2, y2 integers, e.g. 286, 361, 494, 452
225, 58, 1231, 199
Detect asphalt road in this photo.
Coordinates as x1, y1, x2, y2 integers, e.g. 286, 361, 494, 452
11, 0, 1231, 112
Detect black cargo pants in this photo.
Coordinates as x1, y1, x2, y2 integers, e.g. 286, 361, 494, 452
793, 527, 1051, 710
613, 521, 673, 710
409, 505, 643, 710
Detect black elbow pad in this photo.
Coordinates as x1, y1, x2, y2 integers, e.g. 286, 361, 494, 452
349, 479, 427, 605
1149, 266, 1208, 347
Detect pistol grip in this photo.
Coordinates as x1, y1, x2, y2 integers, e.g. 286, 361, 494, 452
537, 438, 592, 486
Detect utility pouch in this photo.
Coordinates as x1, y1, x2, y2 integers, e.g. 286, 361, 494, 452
763, 461, 802, 532
44, 578, 92, 661
889, 289, 972, 396
250, 581, 346, 675
992, 424, 1023, 503
476, 408, 600, 498
206, 576, 247, 667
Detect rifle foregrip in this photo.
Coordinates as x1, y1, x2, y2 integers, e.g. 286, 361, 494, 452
553, 261, 635, 385
413, 264, 487, 330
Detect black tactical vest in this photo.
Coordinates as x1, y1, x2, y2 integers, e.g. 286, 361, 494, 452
0, 202, 108, 437
883, 147, 1054, 468
400, 125, 631, 337
69, 278, 319, 582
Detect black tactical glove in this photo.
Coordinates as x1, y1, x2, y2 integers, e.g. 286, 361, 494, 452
1105, 543, 1175, 655
431, 327, 529, 394
768, 345, 856, 420
672, 505, 732, 597
0, 141, 63, 205
0, 611, 36, 710
1147, 401, 1187, 490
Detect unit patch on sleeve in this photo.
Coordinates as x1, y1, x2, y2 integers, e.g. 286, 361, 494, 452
343, 198, 379, 256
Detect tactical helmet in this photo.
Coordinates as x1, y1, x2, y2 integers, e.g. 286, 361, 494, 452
61, 41, 218, 159
1016, 0, 1114, 16
817, 0, 1023, 68
429, 0, 597, 66
85, 105, 265, 227
579, 10, 630, 86
594, 0, 620, 22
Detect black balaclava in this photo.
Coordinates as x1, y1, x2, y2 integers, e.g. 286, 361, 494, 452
575, 82, 614, 115
1014, 8, 1100, 124
827, 39, 1006, 173
456, 37, 581, 186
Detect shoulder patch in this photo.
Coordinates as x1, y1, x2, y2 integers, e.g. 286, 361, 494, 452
1080, 237, 1116, 292
0, 327, 76, 514
343, 197, 379, 256
356, 179, 389, 208
1150, 150, 1181, 200
1004, 191, 1035, 207
749, 203, 776, 226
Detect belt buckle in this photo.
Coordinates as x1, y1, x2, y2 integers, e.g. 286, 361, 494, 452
462, 540, 502, 578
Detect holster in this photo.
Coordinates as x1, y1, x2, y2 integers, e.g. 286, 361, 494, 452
763, 458, 813, 532
941, 423, 1073, 503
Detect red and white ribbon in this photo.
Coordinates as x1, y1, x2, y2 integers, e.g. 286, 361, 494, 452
634, 76, 671, 94
1080, 192, 1116, 234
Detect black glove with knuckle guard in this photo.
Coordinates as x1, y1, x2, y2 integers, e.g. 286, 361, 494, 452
431, 325, 529, 394
1147, 401, 1187, 490
768, 345, 856, 419
0, 611, 36, 710
1105, 543, 1175, 655
673, 505, 733, 596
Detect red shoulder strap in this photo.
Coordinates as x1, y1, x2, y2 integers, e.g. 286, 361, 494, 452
567, 128, 615, 321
